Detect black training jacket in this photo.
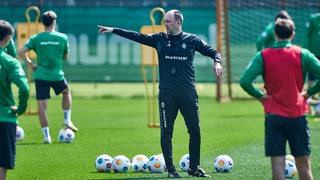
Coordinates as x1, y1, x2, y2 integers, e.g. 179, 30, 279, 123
113, 28, 221, 90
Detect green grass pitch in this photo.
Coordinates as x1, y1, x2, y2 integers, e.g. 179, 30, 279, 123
8, 83, 320, 179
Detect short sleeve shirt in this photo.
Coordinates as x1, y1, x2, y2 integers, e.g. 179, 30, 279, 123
24, 31, 69, 81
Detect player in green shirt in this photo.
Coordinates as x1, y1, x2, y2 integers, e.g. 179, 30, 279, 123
304, 13, 320, 59
4, 38, 17, 58
18, 10, 78, 144
0, 20, 29, 180
303, 13, 320, 114
256, 10, 291, 51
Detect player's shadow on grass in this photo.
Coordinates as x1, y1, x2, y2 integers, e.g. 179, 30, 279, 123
90, 178, 194, 180
16, 142, 71, 145
89, 171, 195, 179
90, 178, 165, 180
16, 142, 41, 145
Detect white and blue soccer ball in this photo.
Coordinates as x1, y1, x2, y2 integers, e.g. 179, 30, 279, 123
94, 154, 113, 173
285, 160, 297, 179
58, 128, 75, 143
179, 154, 190, 172
314, 103, 320, 115
148, 155, 166, 173
112, 155, 131, 173
285, 154, 296, 165
131, 154, 148, 172
158, 153, 165, 161
214, 155, 233, 173
16, 126, 25, 141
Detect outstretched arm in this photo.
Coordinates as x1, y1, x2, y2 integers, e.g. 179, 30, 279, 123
97, 25, 157, 48
97, 25, 114, 34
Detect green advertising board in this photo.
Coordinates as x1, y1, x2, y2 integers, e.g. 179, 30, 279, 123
1, 6, 217, 82
4, 6, 315, 83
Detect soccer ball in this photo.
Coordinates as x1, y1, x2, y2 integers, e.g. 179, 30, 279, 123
179, 154, 190, 172
214, 155, 233, 173
112, 155, 131, 173
16, 126, 25, 141
131, 154, 148, 172
58, 128, 75, 143
158, 153, 164, 161
285, 160, 297, 179
285, 154, 296, 164
148, 155, 166, 173
94, 154, 113, 173
314, 103, 320, 115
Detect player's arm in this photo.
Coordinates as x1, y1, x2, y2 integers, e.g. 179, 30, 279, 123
5, 38, 17, 58
239, 52, 265, 99
97, 25, 157, 47
18, 46, 38, 70
256, 31, 267, 51
256, 23, 273, 51
63, 36, 70, 61
193, 36, 223, 77
63, 53, 69, 61
9, 60, 29, 116
303, 49, 320, 95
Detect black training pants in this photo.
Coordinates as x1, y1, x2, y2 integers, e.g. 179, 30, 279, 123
158, 89, 201, 170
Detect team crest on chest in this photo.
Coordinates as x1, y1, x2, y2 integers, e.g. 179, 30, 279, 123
167, 41, 171, 47
182, 43, 186, 49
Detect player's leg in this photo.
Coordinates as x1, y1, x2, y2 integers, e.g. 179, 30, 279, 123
35, 79, 52, 144
265, 115, 286, 180
62, 88, 71, 110
38, 99, 50, 141
180, 90, 210, 178
295, 155, 313, 180
0, 167, 7, 180
287, 116, 313, 180
271, 156, 286, 180
0, 122, 16, 180
61, 88, 72, 124
179, 90, 200, 169
158, 89, 180, 178
53, 79, 78, 132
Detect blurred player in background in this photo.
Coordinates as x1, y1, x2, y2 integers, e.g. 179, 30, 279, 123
4, 38, 17, 58
240, 18, 316, 180
0, 20, 29, 180
97, 9, 222, 178
256, 10, 291, 51
303, 13, 320, 115
18, 10, 78, 144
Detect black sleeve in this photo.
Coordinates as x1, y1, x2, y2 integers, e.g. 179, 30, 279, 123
113, 28, 158, 48
194, 35, 221, 63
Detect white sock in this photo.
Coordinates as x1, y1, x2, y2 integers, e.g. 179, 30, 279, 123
63, 110, 71, 124
42, 127, 50, 139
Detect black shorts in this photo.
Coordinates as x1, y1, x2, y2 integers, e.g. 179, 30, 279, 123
265, 115, 311, 157
0, 122, 16, 169
308, 55, 320, 81
35, 79, 69, 100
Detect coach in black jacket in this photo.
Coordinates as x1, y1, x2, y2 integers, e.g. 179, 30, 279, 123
97, 9, 222, 178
